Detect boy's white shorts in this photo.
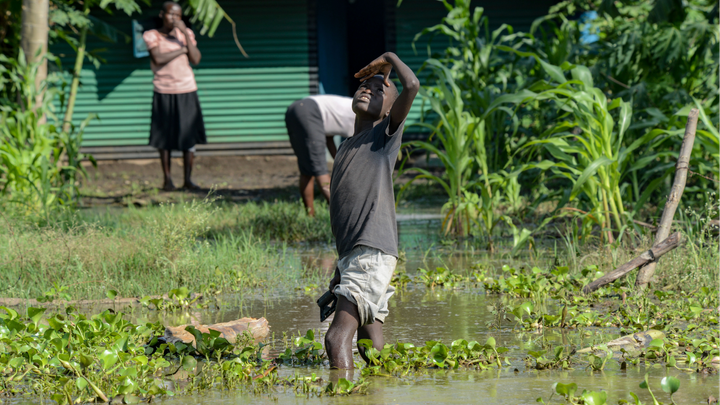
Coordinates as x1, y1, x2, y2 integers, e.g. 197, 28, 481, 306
333, 245, 397, 326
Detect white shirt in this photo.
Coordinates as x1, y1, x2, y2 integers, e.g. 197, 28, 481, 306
307, 95, 355, 138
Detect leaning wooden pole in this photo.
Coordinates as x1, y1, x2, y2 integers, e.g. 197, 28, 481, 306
583, 232, 682, 294
635, 108, 699, 291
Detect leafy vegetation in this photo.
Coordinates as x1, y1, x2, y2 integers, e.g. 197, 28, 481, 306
404, 0, 719, 244
0, 50, 93, 219
0, 198, 333, 300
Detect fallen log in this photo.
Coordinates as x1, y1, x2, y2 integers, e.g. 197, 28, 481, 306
163, 317, 270, 347
576, 330, 664, 354
636, 109, 698, 290
583, 232, 682, 294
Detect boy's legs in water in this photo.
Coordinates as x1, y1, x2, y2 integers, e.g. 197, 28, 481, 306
324, 296, 384, 369
159, 149, 174, 191
299, 173, 331, 217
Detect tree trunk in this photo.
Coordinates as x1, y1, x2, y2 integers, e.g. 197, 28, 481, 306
20, 0, 49, 102
635, 108, 699, 291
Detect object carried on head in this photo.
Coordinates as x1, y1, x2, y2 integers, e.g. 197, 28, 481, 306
316, 290, 337, 322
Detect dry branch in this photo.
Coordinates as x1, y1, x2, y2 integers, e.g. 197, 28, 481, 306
583, 232, 682, 294
635, 108, 698, 290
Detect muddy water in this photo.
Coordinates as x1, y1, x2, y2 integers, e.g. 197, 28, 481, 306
151, 288, 718, 404
146, 214, 717, 404
288, 213, 554, 285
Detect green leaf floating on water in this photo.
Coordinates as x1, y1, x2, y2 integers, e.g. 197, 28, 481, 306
431, 343, 449, 367
99, 350, 118, 370
554, 382, 577, 398
76, 377, 88, 390
660, 376, 680, 394
182, 355, 198, 372
580, 390, 607, 405
649, 338, 664, 348
27, 307, 46, 327
337, 378, 354, 392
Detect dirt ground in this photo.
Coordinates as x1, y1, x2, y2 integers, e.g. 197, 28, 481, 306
80, 154, 436, 207
80, 155, 304, 206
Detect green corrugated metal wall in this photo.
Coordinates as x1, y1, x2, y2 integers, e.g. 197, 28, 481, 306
55, 0, 314, 159
392, 0, 558, 133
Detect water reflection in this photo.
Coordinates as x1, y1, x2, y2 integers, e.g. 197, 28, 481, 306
148, 288, 718, 405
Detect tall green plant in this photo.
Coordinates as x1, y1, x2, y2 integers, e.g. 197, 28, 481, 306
412, 0, 528, 173
495, 50, 641, 239
397, 60, 529, 245
0, 50, 94, 218
397, 61, 481, 236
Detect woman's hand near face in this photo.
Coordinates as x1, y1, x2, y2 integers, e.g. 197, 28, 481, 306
173, 19, 187, 31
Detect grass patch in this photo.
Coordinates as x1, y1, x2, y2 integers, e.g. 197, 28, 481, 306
0, 198, 333, 300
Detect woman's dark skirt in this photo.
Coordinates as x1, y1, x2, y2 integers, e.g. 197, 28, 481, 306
149, 91, 207, 151
285, 98, 328, 176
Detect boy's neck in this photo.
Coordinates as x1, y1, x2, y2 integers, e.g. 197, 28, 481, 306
353, 116, 384, 135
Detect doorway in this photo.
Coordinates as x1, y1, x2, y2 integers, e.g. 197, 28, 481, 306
316, 0, 388, 96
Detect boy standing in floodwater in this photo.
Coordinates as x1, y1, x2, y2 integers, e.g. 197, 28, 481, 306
325, 52, 419, 369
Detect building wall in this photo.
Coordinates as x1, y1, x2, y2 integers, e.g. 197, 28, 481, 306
56, 0, 557, 159
57, 0, 315, 159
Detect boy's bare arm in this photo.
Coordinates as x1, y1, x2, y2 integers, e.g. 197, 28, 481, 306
384, 53, 419, 134
355, 52, 419, 134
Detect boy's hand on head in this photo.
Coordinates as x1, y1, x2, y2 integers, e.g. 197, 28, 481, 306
354, 53, 392, 86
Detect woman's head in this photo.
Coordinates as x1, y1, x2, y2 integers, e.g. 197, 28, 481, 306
160, 2, 182, 30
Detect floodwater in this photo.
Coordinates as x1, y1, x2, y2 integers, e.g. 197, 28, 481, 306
149, 287, 718, 404
145, 213, 717, 404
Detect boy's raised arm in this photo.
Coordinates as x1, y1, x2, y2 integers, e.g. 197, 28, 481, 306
355, 52, 419, 134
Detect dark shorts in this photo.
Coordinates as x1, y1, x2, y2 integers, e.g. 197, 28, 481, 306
149, 91, 207, 151
285, 99, 328, 177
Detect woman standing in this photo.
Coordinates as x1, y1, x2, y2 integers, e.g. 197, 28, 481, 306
143, 1, 205, 190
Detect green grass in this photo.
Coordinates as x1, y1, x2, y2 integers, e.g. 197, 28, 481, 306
0, 197, 333, 301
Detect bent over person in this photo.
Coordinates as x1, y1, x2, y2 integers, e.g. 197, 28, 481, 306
324, 52, 419, 369
285, 95, 355, 216
143, 1, 206, 191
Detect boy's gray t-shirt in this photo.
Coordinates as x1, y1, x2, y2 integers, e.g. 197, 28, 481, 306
329, 116, 404, 259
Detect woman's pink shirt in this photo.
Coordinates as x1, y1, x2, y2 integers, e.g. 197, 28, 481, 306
142, 28, 198, 94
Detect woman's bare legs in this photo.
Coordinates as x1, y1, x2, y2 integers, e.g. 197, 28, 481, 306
159, 149, 175, 191
182, 150, 200, 190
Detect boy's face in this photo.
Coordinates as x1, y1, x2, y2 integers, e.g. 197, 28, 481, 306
352, 77, 396, 120
160, 4, 182, 30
